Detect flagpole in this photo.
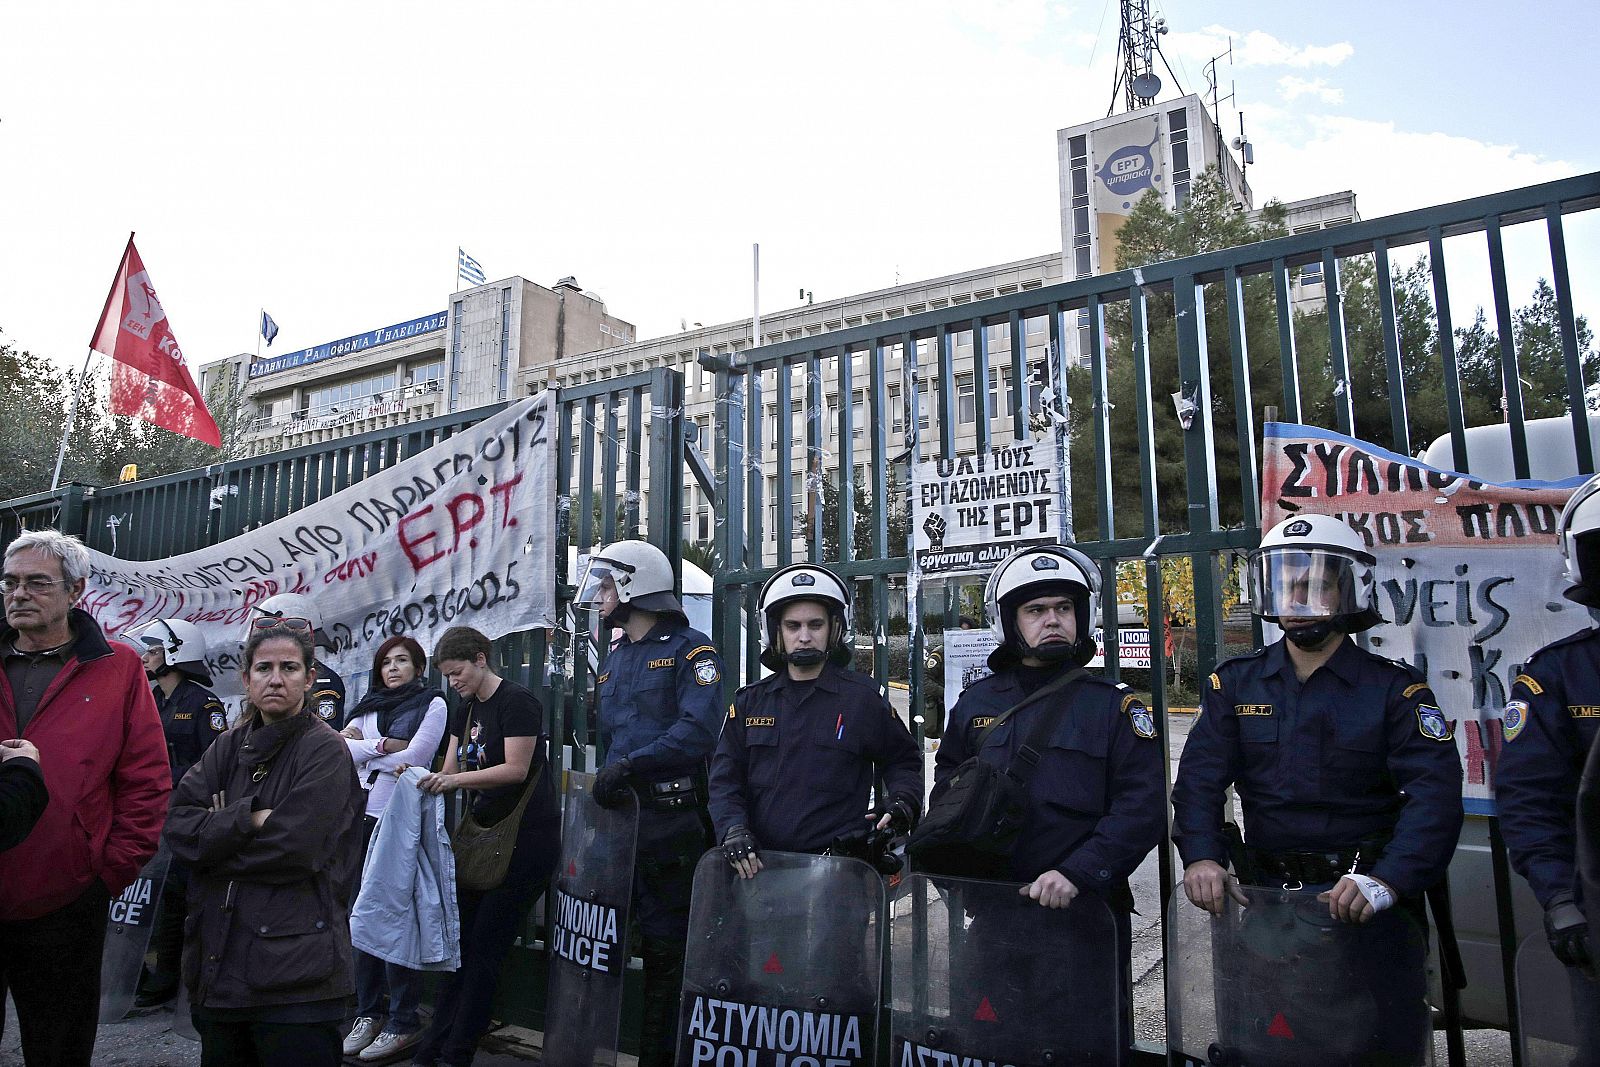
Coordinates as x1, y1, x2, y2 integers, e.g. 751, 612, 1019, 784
54, 231, 134, 491
256, 307, 262, 360
50, 352, 94, 491
454, 247, 460, 294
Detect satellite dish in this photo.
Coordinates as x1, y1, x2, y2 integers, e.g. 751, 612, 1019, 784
1132, 73, 1162, 101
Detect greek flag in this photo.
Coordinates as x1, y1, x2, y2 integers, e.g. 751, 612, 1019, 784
457, 248, 486, 287
260, 310, 280, 347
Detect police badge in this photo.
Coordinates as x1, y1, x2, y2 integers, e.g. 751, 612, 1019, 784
693, 657, 720, 686
1502, 700, 1528, 743
1126, 701, 1157, 740
209, 710, 227, 732
1416, 705, 1453, 741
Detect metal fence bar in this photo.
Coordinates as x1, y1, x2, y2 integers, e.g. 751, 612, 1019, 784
1373, 238, 1412, 455
1546, 204, 1595, 476
1487, 216, 1532, 480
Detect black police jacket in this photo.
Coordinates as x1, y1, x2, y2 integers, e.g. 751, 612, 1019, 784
1500, 626, 1600, 909
710, 662, 923, 854
932, 664, 1165, 899
1172, 637, 1463, 899
156, 677, 228, 784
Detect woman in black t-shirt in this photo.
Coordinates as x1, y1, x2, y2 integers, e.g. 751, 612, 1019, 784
414, 627, 559, 1067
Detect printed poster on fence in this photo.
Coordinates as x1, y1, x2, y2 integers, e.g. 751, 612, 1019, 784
77, 394, 557, 702
1261, 421, 1589, 812
913, 442, 1062, 579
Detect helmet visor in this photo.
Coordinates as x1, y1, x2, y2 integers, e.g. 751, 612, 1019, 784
1249, 548, 1366, 620
574, 557, 628, 608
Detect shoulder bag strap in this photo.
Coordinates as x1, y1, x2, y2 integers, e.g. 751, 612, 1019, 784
969, 666, 1086, 756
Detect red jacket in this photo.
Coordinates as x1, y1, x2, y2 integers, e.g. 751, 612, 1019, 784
0, 609, 171, 921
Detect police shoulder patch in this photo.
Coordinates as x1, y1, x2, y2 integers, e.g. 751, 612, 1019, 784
1402, 682, 1429, 699
1502, 700, 1529, 742
317, 698, 338, 722
1125, 699, 1157, 740
210, 710, 227, 732
1209, 673, 1222, 690
1416, 705, 1453, 742
685, 644, 717, 660
1514, 673, 1545, 696
693, 658, 720, 686
728, 703, 737, 720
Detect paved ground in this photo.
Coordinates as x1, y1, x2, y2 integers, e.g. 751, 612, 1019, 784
2, 706, 1518, 1065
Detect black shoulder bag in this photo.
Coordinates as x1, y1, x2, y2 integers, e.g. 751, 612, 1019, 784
908, 668, 1085, 878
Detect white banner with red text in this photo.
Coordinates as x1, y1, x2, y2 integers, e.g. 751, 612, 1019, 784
1262, 421, 1590, 812
79, 394, 556, 702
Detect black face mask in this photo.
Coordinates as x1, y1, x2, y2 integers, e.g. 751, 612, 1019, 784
601, 602, 633, 628
786, 648, 826, 667
1283, 619, 1340, 650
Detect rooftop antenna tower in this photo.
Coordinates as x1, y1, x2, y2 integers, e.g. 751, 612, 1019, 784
1108, 0, 1171, 115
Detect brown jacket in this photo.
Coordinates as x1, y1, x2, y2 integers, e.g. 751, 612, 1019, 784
163, 708, 363, 1010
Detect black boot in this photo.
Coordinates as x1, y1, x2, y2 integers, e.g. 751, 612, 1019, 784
638, 937, 686, 1067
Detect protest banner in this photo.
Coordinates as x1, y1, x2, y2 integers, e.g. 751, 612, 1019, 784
912, 443, 1062, 579
75, 394, 556, 702
1261, 421, 1588, 811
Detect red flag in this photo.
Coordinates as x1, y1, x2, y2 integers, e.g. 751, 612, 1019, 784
88, 235, 221, 446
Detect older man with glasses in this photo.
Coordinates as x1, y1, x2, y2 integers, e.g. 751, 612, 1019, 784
0, 529, 170, 1066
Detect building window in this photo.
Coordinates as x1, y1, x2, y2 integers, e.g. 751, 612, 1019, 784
1070, 133, 1092, 278
957, 376, 975, 425
1168, 108, 1191, 209
411, 360, 445, 392
306, 370, 396, 418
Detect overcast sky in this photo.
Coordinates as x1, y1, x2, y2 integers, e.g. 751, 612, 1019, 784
2, 0, 1596, 373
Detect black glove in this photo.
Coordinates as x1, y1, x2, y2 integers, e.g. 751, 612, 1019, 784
1546, 891, 1595, 972
722, 825, 759, 867
592, 757, 634, 809
873, 796, 919, 837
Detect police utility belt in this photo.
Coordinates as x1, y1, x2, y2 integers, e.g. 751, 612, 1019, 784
637, 771, 707, 814
1246, 845, 1384, 888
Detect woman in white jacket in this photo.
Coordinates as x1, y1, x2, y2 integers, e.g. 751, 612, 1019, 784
338, 636, 448, 1063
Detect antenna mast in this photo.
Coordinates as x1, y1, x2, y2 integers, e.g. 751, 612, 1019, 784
1109, 0, 1166, 115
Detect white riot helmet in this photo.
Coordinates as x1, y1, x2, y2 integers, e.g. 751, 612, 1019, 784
250, 592, 333, 651
984, 544, 1101, 671
1558, 473, 1600, 606
127, 618, 212, 686
576, 539, 684, 626
757, 564, 852, 671
1248, 514, 1381, 647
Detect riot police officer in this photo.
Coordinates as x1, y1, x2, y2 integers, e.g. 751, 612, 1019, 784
250, 592, 344, 727
925, 544, 1163, 1062
1172, 514, 1463, 1063
576, 539, 724, 1067
710, 563, 922, 878
1499, 473, 1600, 1056
126, 618, 227, 1008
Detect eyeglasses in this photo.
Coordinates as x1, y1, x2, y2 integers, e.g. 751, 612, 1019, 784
250, 615, 313, 634
0, 577, 70, 596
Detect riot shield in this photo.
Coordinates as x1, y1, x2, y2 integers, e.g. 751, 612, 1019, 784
1516, 934, 1598, 1066
1168, 882, 1433, 1066
98, 847, 172, 1023
542, 771, 640, 1067
889, 872, 1124, 1067
676, 850, 886, 1067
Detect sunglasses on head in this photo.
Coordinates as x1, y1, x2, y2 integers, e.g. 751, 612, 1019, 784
250, 615, 314, 634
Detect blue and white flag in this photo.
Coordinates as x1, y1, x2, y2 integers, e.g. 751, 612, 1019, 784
260, 310, 280, 347
457, 248, 486, 287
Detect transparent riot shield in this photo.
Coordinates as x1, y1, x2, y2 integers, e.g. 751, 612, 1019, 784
98, 846, 172, 1023
1516, 934, 1598, 1066
1169, 882, 1433, 1067
676, 850, 886, 1067
543, 771, 640, 1067
889, 872, 1124, 1067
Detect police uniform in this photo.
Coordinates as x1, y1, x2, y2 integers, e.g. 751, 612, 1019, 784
933, 666, 1165, 896
155, 677, 228, 785
310, 658, 345, 727
1171, 637, 1464, 1063
1499, 626, 1600, 1054
142, 676, 227, 1004
596, 618, 724, 1067
933, 663, 1163, 1064
710, 661, 922, 855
